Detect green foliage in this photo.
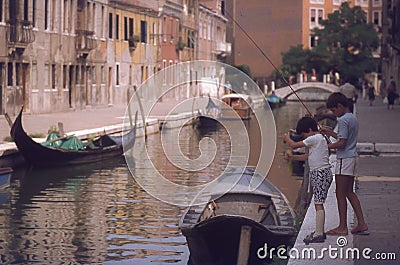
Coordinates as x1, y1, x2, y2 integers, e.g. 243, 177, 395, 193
29, 133, 46, 138
312, 2, 379, 82
3, 136, 13, 142
278, 2, 379, 83
234, 64, 251, 78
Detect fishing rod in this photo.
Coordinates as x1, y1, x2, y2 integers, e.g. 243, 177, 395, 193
224, 9, 332, 143
224, 9, 314, 117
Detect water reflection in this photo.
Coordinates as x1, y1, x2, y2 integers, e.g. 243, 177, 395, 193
0, 102, 324, 264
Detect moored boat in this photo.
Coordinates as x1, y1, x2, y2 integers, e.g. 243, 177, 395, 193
220, 94, 252, 120
10, 107, 137, 168
179, 167, 296, 265
195, 96, 221, 129
266, 92, 286, 109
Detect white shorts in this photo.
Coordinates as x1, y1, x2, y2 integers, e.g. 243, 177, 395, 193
335, 157, 357, 176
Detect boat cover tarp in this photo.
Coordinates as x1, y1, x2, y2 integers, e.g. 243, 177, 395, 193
41, 133, 85, 150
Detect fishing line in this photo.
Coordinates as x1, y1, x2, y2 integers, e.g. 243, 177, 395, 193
224, 9, 332, 143
224, 9, 314, 117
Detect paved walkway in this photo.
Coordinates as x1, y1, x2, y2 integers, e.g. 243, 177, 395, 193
0, 99, 201, 144
289, 97, 400, 264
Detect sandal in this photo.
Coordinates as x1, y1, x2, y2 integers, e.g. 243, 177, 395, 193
303, 232, 325, 245
305, 231, 327, 240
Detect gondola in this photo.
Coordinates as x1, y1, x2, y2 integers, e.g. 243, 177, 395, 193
179, 167, 296, 265
195, 96, 221, 129
10, 107, 136, 168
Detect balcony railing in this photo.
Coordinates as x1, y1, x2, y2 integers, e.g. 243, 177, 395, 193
216, 42, 232, 55
75, 30, 96, 51
7, 20, 35, 45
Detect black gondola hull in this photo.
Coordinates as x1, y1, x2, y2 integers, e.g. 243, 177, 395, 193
10, 108, 136, 168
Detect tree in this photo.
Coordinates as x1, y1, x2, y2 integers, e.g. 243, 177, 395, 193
278, 2, 379, 85
312, 2, 379, 83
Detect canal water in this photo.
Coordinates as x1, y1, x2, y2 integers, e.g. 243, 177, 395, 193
0, 101, 326, 264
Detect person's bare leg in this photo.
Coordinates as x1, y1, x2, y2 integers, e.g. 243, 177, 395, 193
345, 176, 368, 233
327, 175, 348, 235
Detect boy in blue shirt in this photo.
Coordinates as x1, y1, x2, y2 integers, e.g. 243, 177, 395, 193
322, 92, 369, 236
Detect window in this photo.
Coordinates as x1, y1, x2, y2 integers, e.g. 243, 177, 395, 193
75, 65, 80, 85
129, 65, 132, 86
0, 0, 3, 22
373, 11, 381, 26
69, 0, 73, 32
115, 15, 119, 40
153, 22, 157, 45
311, 9, 316, 23
24, 0, 29, 21
310, 0, 324, 3
101, 66, 105, 84
162, 60, 166, 85
32, 0, 36, 26
52, 64, 56, 89
207, 19, 211, 40
199, 22, 202, 39
63, 0, 68, 32
310, 8, 324, 28
170, 17, 174, 42
92, 66, 96, 84
141, 20, 147, 43
318, 9, 323, 22
7, 63, 12, 86
116, 64, 119, 86
51, 0, 56, 31
63, 65, 67, 88
87, 2, 91, 31
124, 17, 128, 40
101, 6, 105, 38
32, 64, 37, 90
129, 18, 134, 38
92, 3, 96, 34
109, 13, 113, 38
373, 0, 381, 7
163, 17, 167, 42
45, 0, 49, 30
333, 0, 345, 5
310, 35, 318, 48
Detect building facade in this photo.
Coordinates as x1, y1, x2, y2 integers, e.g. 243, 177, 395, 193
226, 0, 383, 91
0, 0, 231, 114
225, 0, 303, 89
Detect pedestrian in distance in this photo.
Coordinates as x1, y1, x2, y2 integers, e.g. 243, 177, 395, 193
367, 83, 375, 106
339, 80, 358, 113
387, 77, 397, 110
321, 92, 369, 236
284, 117, 333, 244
